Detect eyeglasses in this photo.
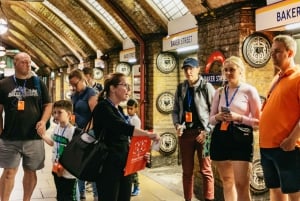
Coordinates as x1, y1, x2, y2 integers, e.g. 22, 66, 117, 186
70, 79, 81, 88
117, 83, 130, 90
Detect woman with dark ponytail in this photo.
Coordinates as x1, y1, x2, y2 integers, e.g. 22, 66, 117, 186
92, 72, 159, 201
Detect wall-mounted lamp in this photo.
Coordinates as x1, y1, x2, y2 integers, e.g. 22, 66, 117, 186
100, 53, 109, 61
50, 71, 55, 80
128, 58, 137, 64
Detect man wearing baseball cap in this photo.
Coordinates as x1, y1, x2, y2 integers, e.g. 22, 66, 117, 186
172, 57, 215, 201
181, 57, 199, 69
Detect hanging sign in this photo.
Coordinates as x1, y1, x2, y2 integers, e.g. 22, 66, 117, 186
162, 28, 198, 52
256, 0, 300, 31
120, 48, 136, 62
202, 73, 224, 86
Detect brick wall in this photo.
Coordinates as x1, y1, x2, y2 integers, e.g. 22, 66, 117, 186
144, 37, 180, 166
194, 6, 275, 201
198, 7, 275, 97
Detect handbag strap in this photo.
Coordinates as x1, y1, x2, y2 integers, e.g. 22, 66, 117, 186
217, 87, 224, 111
83, 116, 93, 132
97, 128, 106, 141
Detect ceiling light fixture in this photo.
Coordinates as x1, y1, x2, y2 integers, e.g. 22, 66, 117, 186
0, 46, 5, 57
0, 19, 7, 35
0, 2, 7, 35
285, 22, 300, 30
176, 45, 199, 53
0, 60, 5, 68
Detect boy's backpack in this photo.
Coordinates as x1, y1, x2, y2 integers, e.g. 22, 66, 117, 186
33, 76, 51, 129
177, 79, 211, 113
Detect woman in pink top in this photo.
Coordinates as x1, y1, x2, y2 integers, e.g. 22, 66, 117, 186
209, 56, 261, 201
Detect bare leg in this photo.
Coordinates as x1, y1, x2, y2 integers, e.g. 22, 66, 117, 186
23, 168, 37, 201
215, 161, 237, 201
269, 188, 288, 201
232, 161, 251, 201
288, 192, 300, 201
0, 168, 18, 201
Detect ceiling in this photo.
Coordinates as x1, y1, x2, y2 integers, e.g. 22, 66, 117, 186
0, 0, 254, 72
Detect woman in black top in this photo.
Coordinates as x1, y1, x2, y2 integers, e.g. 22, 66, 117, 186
93, 72, 159, 201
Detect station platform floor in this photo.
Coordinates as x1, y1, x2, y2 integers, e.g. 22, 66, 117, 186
2, 158, 186, 201
0, 122, 269, 201
0, 131, 188, 201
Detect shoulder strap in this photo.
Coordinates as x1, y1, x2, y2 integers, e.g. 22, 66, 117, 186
176, 83, 183, 98
33, 76, 51, 129
83, 117, 93, 132
217, 87, 224, 107
177, 80, 211, 112
218, 87, 224, 99
198, 80, 210, 113
177, 80, 211, 113
33, 76, 41, 96
73, 127, 82, 136
33, 76, 42, 108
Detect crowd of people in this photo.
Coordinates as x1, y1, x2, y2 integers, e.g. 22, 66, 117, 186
0, 53, 159, 201
0, 33, 299, 201
172, 34, 300, 201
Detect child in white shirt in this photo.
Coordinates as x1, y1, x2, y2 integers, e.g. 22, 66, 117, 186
39, 100, 77, 201
127, 98, 142, 196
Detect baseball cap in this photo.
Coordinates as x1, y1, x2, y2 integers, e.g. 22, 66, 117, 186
182, 58, 199, 69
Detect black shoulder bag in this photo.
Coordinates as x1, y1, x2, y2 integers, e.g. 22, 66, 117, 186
59, 120, 108, 182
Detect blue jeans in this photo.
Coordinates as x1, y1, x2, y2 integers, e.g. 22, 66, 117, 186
78, 180, 98, 197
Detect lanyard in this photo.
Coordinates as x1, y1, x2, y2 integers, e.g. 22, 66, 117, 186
13, 75, 27, 99
56, 126, 67, 160
224, 85, 239, 107
106, 98, 129, 124
187, 88, 193, 108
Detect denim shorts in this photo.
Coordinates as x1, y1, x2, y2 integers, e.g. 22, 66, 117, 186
0, 139, 45, 170
260, 147, 300, 193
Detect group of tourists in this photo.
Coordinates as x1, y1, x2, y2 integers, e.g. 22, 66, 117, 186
0, 34, 299, 201
0, 52, 159, 201
172, 34, 300, 201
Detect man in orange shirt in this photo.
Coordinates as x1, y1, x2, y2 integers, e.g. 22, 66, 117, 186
260, 35, 300, 201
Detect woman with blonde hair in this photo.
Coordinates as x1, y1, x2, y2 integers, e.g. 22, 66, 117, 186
209, 56, 261, 201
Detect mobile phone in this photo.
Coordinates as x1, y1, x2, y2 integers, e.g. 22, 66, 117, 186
221, 106, 230, 113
